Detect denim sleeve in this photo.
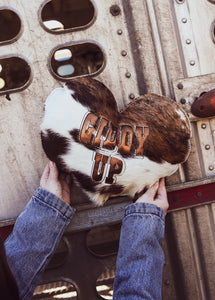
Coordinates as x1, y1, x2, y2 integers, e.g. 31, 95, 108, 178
113, 202, 165, 300
4, 187, 75, 300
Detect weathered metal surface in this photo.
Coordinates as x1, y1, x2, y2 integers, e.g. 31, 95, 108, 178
0, 0, 139, 222
0, 0, 215, 299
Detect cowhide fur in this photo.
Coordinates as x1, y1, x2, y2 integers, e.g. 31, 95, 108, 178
40, 77, 191, 205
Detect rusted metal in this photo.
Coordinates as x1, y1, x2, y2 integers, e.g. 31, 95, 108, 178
191, 88, 215, 118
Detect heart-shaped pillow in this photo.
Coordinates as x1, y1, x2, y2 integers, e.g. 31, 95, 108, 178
41, 77, 191, 205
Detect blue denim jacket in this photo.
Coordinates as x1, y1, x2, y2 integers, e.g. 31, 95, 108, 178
113, 203, 165, 300
4, 189, 165, 300
4, 188, 75, 300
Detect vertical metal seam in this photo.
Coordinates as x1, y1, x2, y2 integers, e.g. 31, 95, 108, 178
145, 0, 171, 97
191, 122, 207, 178
185, 209, 207, 300
121, 0, 148, 95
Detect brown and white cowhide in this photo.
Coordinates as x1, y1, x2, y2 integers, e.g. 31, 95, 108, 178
40, 77, 191, 205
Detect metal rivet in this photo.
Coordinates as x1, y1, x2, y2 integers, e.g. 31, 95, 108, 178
125, 72, 131, 78
209, 165, 214, 171
180, 98, 186, 104
121, 50, 127, 56
190, 60, 195, 66
177, 83, 183, 89
186, 39, 191, 44
196, 191, 202, 198
201, 123, 207, 129
182, 18, 187, 23
129, 93, 135, 100
173, 195, 179, 202
117, 29, 123, 35
110, 5, 121, 16
205, 144, 210, 150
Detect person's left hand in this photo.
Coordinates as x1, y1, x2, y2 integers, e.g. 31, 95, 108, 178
136, 178, 169, 215
40, 161, 71, 204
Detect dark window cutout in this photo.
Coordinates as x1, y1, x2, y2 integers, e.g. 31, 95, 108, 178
34, 281, 77, 299
40, 0, 95, 33
87, 224, 120, 256
0, 56, 31, 94
0, 8, 22, 44
96, 279, 114, 300
49, 42, 105, 80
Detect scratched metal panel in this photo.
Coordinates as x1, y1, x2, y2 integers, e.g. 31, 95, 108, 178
145, 1, 215, 299
120, 1, 215, 300
1, 1, 215, 299
0, 0, 139, 222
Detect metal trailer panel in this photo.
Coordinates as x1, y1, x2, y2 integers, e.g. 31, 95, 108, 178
0, 0, 215, 299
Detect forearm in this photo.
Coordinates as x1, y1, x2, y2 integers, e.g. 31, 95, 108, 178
4, 187, 75, 300
113, 203, 165, 300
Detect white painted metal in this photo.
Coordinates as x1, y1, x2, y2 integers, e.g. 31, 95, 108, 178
1, 1, 215, 299
0, 0, 139, 222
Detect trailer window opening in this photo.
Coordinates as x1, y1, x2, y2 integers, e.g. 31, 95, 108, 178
0, 8, 22, 44
0, 56, 31, 94
50, 42, 105, 79
40, 0, 95, 33
34, 281, 78, 299
96, 280, 114, 300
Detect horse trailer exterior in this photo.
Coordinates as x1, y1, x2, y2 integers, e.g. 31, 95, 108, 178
0, 0, 215, 299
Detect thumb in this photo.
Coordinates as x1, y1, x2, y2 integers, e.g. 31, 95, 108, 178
48, 161, 59, 181
145, 181, 159, 199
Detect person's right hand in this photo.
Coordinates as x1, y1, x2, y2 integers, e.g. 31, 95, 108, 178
40, 161, 71, 205
136, 178, 169, 215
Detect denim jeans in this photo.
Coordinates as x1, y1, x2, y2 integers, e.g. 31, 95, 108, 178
113, 203, 165, 300
4, 188, 75, 300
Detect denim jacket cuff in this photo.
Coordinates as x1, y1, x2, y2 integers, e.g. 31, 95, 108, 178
33, 187, 76, 220
124, 202, 165, 222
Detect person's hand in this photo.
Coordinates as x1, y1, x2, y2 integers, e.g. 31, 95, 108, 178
136, 178, 169, 215
40, 161, 71, 205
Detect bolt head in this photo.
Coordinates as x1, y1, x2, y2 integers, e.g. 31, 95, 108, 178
209, 165, 214, 171
182, 18, 187, 23
173, 195, 179, 202
190, 60, 195, 66
129, 93, 135, 100
205, 144, 210, 150
177, 83, 183, 89
196, 191, 202, 198
180, 98, 186, 104
201, 123, 207, 129
121, 50, 127, 56
125, 72, 131, 78
117, 29, 123, 35
110, 5, 121, 16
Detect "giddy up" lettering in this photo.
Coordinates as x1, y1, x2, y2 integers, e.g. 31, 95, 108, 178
80, 113, 149, 184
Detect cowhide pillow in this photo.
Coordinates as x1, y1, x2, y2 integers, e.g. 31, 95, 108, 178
40, 77, 191, 205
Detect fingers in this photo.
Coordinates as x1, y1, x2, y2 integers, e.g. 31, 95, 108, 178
136, 181, 159, 204
154, 178, 169, 215
40, 161, 72, 205
145, 181, 159, 199
48, 161, 59, 182
136, 178, 169, 215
